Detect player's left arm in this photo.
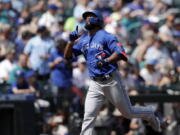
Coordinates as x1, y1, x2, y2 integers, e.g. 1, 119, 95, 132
106, 36, 128, 64
96, 36, 128, 68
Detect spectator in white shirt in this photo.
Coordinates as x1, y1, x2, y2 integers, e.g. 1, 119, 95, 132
140, 59, 162, 86
73, 55, 89, 90
144, 38, 173, 71
159, 14, 175, 42
38, 4, 59, 35
0, 49, 15, 83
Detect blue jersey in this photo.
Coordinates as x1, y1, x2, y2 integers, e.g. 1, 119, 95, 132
73, 30, 126, 77
49, 49, 72, 88
11, 80, 30, 93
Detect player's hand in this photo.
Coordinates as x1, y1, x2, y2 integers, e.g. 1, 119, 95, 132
69, 26, 79, 42
96, 59, 109, 68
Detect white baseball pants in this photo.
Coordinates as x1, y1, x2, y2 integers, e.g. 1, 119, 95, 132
80, 70, 155, 135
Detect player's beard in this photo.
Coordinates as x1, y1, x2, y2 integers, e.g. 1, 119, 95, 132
84, 23, 95, 31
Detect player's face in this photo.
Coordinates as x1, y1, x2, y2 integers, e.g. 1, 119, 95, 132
84, 14, 97, 31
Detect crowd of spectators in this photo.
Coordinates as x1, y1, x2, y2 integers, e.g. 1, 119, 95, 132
0, 0, 180, 135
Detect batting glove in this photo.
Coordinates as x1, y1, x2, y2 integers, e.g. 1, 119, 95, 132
69, 26, 79, 42
96, 59, 109, 68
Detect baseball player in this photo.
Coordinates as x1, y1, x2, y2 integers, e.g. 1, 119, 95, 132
64, 10, 162, 135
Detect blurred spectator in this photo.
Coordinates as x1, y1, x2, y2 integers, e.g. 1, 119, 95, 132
0, 0, 19, 26
11, 0, 25, 12
140, 59, 162, 86
73, 0, 89, 23
125, 118, 145, 135
118, 61, 144, 90
53, 20, 66, 40
25, 0, 45, 16
131, 24, 155, 63
48, 38, 73, 109
8, 53, 31, 84
158, 69, 173, 88
111, 107, 129, 135
144, 37, 173, 72
11, 0, 45, 14
126, 0, 144, 12
16, 8, 32, 26
17, 16, 39, 36
0, 49, 15, 84
172, 103, 180, 135
25, 70, 38, 90
48, 110, 69, 135
73, 55, 89, 91
131, 67, 145, 87
149, 0, 168, 19
172, 40, 180, 84
63, 0, 89, 32
11, 70, 35, 94
119, 66, 136, 91
172, 34, 180, 73
159, 14, 175, 42
15, 30, 33, 59
95, 104, 115, 135
72, 55, 89, 111
38, 3, 60, 35
24, 26, 54, 77
0, 23, 15, 61
68, 112, 82, 135
120, 7, 139, 31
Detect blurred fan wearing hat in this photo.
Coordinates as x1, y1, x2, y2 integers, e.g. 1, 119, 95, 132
24, 24, 54, 79
48, 38, 73, 108
0, 49, 15, 84
0, 0, 19, 26
11, 70, 36, 94
140, 59, 162, 86
38, 3, 61, 35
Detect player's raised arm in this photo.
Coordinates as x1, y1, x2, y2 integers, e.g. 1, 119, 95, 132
64, 41, 75, 59
106, 37, 128, 62
96, 39, 128, 68
106, 50, 128, 64
64, 26, 79, 59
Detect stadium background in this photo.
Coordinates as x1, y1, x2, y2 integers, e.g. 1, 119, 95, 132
0, 0, 180, 135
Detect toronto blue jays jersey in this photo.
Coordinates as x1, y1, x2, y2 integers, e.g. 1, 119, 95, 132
73, 29, 127, 77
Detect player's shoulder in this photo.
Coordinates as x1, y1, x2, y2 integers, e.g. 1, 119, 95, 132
78, 33, 89, 44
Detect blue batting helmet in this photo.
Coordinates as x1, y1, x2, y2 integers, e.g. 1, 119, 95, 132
82, 10, 103, 27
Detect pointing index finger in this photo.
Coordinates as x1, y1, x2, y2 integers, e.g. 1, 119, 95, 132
76, 25, 78, 33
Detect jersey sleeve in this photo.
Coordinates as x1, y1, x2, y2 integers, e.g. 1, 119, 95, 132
106, 35, 128, 61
